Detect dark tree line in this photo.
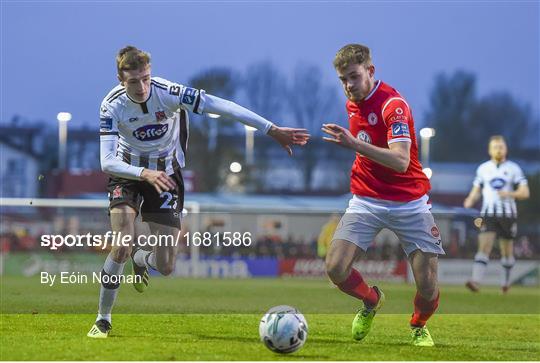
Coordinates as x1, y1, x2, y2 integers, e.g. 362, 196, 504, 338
425, 71, 539, 163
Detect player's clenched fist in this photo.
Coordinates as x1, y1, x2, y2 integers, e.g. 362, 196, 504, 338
141, 169, 177, 193
321, 123, 357, 150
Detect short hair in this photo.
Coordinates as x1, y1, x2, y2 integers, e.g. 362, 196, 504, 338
333, 44, 372, 72
116, 46, 151, 79
489, 135, 506, 144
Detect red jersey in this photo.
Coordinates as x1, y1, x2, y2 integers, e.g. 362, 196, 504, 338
347, 80, 430, 202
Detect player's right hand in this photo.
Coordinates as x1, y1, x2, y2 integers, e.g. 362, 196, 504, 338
141, 169, 176, 194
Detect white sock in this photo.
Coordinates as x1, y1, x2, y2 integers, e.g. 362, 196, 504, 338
134, 249, 157, 270
96, 254, 125, 324
471, 252, 489, 283
501, 256, 515, 287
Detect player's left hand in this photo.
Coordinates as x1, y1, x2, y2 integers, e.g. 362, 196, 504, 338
322, 123, 357, 150
267, 125, 310, 156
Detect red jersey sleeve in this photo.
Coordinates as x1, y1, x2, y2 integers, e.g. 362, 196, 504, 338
382, 98, 412, 145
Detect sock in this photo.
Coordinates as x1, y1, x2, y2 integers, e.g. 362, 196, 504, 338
336, 269, 379, 308
410, 291, 440, 327
471, 252, 489, 283
500, 256, 515, 287
96, 254, 125, 324
133, 249, 157, 270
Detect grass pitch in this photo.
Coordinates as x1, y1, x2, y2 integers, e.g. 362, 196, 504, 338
1, 276, 539, 360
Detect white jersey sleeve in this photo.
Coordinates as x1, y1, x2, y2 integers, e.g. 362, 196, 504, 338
204, 94, 273, 133
472, 165, 483, 187
152, 77, 206, 114
99, 99, 144, 179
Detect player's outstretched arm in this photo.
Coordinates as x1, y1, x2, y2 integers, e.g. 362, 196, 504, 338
203, 94, 310, 155
322, 123, 410, 172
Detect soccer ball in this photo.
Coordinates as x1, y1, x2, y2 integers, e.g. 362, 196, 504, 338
259, 305, 308, 354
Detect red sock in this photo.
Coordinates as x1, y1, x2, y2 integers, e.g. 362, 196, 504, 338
336, 269, 379, 307
410, 291, 440, 327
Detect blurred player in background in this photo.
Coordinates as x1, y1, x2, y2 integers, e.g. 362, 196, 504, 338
317, 214, 340, 259
463, 136, 529, 293
322, 44, 443, 347
88, 46, 310, 338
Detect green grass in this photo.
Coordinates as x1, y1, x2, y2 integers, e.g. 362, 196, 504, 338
1, 276, 539, 360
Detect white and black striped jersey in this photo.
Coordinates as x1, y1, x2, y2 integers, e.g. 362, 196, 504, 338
99, 77, 205, 176
473, 160, 528, 217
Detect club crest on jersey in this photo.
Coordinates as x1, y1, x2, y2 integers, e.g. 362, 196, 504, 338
490, 177, 506, 190
133, 124, 169, 141
182, 87, 197, 105
155, 111, 167, 122
391, 122, 410, 137
367, 112, 378, 125
357, 130, 371, 144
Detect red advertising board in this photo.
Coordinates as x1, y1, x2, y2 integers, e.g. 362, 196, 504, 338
279, 258, 408, 282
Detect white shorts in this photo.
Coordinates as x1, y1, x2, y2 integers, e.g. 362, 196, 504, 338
332, 194, 445, 256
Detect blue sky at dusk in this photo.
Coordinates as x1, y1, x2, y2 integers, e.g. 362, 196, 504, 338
1, 1, 538, 131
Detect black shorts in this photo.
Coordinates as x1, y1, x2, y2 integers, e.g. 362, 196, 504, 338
480, 216, 517, 239
107, 168, 184, 228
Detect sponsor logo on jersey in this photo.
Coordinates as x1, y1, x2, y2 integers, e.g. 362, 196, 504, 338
395, 107, 404, 115
357, 130, 371, 144
368, 112, 378, 125
133, 124, 169, 141
128, 117, 138, 123
489, 177, 506, 190
348, 112, 356, 118
100, 117, 113, 130
431, 226, 440, 238
155, 111, 166, 122
182, 87, 198, 105
391, 122, 410, 137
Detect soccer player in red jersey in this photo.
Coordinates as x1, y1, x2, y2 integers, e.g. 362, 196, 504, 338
322, 44, 443, 346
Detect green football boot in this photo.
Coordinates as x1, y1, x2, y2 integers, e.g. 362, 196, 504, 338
352, 286, 385, 341
411, 325, 435, 347
131, 246, 149, 293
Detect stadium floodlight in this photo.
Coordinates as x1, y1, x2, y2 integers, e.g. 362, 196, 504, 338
244, 125, 256, 165
57, 112, 72, 170
207, 113, 221, 119
230, 161, 242, 173
420, 127, 435, 138
422, 167, 433, 179
419, 127, 435, 167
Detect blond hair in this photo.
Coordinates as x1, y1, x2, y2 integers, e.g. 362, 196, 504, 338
333, 44, 372, 72
116, 46, 151, 79
489, 135, 506, 144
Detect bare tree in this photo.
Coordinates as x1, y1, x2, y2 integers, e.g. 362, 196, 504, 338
288, 63, 341, 191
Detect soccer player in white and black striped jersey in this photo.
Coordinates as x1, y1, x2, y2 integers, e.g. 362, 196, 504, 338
87, 46, 310, 338
463, 136, 529, 294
